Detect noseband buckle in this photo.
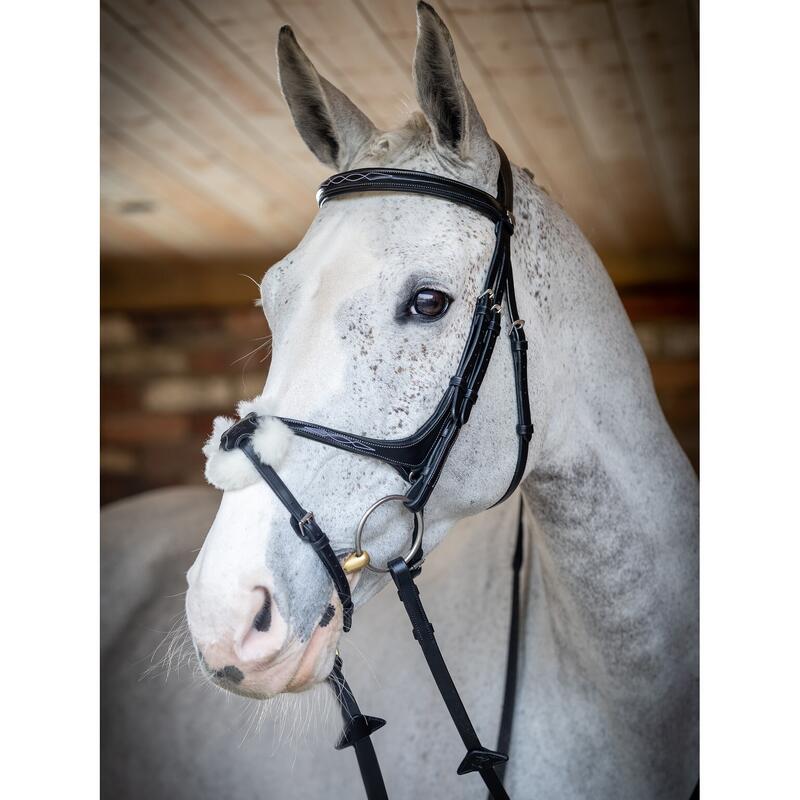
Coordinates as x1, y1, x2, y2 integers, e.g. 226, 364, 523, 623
296, 511, 315, 539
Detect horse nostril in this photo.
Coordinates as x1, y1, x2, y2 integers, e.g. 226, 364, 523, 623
252, 589, 272, 632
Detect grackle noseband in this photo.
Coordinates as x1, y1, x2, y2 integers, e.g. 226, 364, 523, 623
218, 142, 531, 800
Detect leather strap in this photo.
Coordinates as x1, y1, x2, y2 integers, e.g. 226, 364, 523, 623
327, 655, 388, 800
219, 413, 354, 632
491, 497, 526, 792
494, 151, 532, 505
317, 167, 509, 226
388, 557, 510, 799
329, 499, 526, 800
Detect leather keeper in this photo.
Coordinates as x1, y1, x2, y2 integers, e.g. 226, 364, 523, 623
516, 423, 534, 441
510, 337, 528, 352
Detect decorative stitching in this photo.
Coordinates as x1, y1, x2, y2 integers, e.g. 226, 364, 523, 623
316, 168, 506, 223
298, 425, 377, 453
319, 171, 396, 187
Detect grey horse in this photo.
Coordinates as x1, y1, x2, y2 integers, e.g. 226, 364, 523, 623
102, 4, 698, 798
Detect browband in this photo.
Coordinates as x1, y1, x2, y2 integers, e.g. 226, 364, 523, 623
317, 167, 511, 226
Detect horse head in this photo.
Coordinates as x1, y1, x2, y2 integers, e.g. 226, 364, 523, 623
185, 2, 541, 699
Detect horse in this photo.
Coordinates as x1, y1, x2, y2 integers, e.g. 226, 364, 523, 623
101, 4, 698, 798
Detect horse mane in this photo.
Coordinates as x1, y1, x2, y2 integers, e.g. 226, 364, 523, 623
356, 111, 433, 166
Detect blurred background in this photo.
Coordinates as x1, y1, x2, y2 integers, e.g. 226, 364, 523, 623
100, 0, 698, 505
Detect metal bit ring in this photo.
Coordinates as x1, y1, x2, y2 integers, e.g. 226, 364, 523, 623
351, 494, 424, 574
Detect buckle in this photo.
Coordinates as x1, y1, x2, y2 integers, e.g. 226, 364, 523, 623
296, 511, 315, 539
504, 209, 516, 233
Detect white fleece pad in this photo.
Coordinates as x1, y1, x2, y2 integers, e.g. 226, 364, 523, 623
202, 398, 294, 491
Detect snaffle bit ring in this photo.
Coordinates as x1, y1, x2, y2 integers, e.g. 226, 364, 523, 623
345, 494, 424, 574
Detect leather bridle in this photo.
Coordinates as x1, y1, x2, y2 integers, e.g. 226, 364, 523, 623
218, 143, 531, 799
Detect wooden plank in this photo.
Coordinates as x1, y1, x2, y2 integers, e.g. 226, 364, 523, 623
101, 166, 213, 255
441, 1, 629, 252
602, 251, 697, 288
610, 0, 699, 248
100, 3, 318, 231
105, 0, 321, 185
101, 211, 193, 257
101, 70, 302, 243
348, 0, 417, 94
620, 285, 698, 322
101, 256, 280, 311
520, 0, 680, 251
101, 124, 275, 253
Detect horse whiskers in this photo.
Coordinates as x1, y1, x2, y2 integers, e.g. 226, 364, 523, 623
337, 638, 380, 689
239, 701, 261, 747
237, 272, 262, 292
145, 611, 341, 748
233, 335, 273, 392
232, 682, 338, 753
231, 338, 272, 366
143, 613, 194, 683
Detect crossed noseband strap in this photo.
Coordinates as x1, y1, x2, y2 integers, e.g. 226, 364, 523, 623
217, 143, 530, 800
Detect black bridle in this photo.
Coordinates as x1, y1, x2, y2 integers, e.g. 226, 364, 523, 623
219, 143, 531, 799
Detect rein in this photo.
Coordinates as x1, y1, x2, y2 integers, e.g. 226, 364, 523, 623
219, 143, 531, 798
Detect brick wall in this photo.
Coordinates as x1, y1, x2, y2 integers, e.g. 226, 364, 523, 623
100, 307, 269, 504
100, 288, 698, 505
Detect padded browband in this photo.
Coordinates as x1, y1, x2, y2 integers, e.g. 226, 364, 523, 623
317, 167, 510, 226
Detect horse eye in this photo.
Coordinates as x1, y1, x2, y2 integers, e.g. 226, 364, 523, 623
410, 289, 450, 319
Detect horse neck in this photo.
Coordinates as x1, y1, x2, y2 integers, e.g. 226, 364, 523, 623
511, 168, 698, 685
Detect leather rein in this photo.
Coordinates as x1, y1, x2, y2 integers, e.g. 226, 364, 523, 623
218, 143, 531, 799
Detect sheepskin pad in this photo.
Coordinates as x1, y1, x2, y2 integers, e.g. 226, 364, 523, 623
202, 396, 294, 491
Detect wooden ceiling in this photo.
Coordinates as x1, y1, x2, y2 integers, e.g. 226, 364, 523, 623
101, 0, 698, 277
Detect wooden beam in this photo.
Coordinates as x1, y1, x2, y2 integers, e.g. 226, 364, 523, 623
101, 250, 697, 312
101, 70, 300, 241
101, 123, 277, 250
101, 161, 213, 253
608, 0, 699, 247
103, 0, 320, 186
102, 255, 278, 311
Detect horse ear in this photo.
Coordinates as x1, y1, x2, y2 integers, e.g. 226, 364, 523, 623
412, 2, 492, 161
277, 26, 377, 170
